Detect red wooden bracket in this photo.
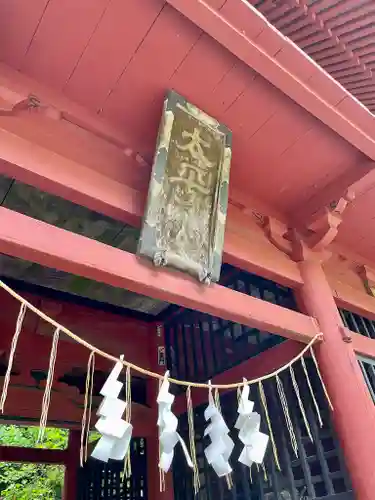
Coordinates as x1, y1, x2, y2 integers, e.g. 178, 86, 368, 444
358, 264, 375, 297
339, 325, 352, 343
263, 190, 354, 261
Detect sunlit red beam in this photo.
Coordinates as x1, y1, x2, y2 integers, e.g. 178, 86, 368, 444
0, 207, 318, 343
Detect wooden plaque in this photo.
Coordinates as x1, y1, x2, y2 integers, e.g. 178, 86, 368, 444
138, 91, 232, 284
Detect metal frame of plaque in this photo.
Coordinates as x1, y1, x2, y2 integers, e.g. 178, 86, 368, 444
137, 90, 232, 284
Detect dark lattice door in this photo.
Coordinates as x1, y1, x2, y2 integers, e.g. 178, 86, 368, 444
173, 365, 353, 500
322, 494, 353, 500
77, 438, 147, 499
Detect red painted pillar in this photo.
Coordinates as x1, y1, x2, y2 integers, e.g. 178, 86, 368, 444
63, 429, 81, 500
298, 258, 375, 499
147, 323, 174, 500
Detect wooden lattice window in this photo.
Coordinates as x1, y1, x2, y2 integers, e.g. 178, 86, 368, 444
339, 309, 375, 339
358, 355, 375, 403
164, 267, 297, 382
339, 308, 375, 403
77, 438, 147, 500
173, 363, 352, 500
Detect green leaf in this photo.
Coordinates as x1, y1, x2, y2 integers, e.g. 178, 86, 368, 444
0, 425, 67, 499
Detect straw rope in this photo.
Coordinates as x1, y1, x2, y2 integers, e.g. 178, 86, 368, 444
80, 351, 95, 467
0, 302, 27, 413
301, 356, 323, 428
186, 387, 200, 495
310, 346, 334, 411
0, 279, 323, 390
0, 279, 335, 491
290, 365, 313, 443
258, 380, 281, 471
276, 375, 298, 457
38, 327, 60, 442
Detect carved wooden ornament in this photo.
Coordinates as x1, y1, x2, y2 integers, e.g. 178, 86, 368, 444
138, 90, 232, 284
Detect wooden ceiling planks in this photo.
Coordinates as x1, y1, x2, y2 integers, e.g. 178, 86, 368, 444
64, 0, 165, 110
224, 76, 284, 139
203, 61, 255, 117
21, 0, 111, 90
244, 98, 317, 162
231, 112, 360, 211
167, 33, 235, 110
0, 0, 49, 68
336, 184, 375, 258
101, 5, 202, 136
275, 130, 359, 212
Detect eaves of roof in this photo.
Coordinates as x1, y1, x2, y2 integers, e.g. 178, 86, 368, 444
252, 0, 375, 114
169, 0, 375, 160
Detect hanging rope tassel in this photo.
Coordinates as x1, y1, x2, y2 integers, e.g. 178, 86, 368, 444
0, 279, 324, 392
261, 463, 268, 482
276, 375, 298, 457
310, 346, 334, 411
289, 366, 313, 443
301, 356, 323, 428
38, 327, 60, 442
80, 351, 96, 467
186, 387, 200, 495
123, 365, 132, 479
258, 381, 281, 471
0, 302, 27, 413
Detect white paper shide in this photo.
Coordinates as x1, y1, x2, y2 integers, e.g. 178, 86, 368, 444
204, 387, 234, 477
235, 379, 269, 469
157, 371, 193, 473
91, 356, 133, 462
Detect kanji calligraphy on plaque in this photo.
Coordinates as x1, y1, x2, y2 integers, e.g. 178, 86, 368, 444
137, 90, 232, 284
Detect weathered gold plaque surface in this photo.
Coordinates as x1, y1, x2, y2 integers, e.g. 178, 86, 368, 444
138, 91, 232, 284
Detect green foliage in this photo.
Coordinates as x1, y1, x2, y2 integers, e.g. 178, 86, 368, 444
0, 425, 68, 500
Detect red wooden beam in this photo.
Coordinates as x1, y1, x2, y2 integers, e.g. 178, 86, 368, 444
0, 290, 150, 373
331, 278, 375, 322
352, 331, 375, 359
2, 386, 152, 436
0, 63, 289, 222
0, 123, 145, 228
174, 340, 303, 414
0, 207, 318, 342
0, 446, 68, 464
0, 119, 302, 288
63, 430, 81, 500
0, 62, 131, 150
165, 0, 375, 160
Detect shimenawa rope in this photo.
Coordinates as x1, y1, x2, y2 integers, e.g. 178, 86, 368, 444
0, 278, 324, 390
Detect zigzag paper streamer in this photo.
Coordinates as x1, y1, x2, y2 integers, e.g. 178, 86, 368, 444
235, 379, 269, 469
91, 356, 133, 463
204, 385, 234, 477
157, 371, 193, 473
